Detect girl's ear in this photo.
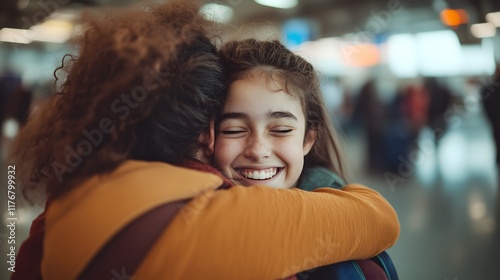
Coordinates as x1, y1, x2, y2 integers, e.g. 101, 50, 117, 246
303, 128, 317, 156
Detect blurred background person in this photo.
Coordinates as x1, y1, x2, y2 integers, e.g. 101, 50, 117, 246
352, 79, 386, 173
425, 77, 453, 145
482, 65, 500, 173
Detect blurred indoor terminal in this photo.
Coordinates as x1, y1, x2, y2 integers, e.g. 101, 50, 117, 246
1, 0, 500, 279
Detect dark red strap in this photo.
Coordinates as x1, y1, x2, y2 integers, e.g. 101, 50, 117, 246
357, 259, 388, 280
78, 199, 188, 280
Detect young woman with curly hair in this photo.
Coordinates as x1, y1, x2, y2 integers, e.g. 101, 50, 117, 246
10, 2, 399, 279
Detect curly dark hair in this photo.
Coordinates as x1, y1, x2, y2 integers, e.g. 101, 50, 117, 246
9, 1, 224, 201
218, 39, 346, 180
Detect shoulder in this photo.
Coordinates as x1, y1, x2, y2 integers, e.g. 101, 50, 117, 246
115, 160, 223, 189
42, 160, 224, 280
298, 166, 345, 191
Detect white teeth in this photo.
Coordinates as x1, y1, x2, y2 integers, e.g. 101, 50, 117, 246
240, 168, 278, 180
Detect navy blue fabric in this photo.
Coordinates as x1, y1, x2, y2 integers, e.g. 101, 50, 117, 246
299, 251, 399, 280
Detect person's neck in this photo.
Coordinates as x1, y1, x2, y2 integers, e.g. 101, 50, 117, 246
177, 158, 234, 188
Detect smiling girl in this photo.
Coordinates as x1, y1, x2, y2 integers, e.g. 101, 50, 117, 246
215, 39, 345, 190
215, 39, 399, 280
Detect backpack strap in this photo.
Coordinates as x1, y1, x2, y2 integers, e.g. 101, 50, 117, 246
371, 251, 399, 280
301, 251, 399, 280
355, 259, 387, 280
78, 199, 188, 280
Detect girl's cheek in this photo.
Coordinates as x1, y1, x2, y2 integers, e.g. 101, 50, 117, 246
215, 139, 238, 164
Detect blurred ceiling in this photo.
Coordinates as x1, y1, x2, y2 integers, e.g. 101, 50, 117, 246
0, 0, 499, 37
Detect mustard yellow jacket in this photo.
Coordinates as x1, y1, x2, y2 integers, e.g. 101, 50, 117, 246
42, 160, 399, 279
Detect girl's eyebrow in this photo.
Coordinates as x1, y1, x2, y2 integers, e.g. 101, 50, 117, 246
219, 111, 298, 123
268, 111, 298, 121
219, 112, 249, 123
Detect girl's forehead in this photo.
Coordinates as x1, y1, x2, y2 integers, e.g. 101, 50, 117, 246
224, 77, 305, 120
237, 68, 301, 99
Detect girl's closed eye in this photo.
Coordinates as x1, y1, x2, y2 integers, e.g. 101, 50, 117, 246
270, 127, 294, 135
220, 127, 247, 137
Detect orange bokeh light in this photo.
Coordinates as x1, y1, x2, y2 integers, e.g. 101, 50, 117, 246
342, 44, 380, 68
440, 9, 469, 27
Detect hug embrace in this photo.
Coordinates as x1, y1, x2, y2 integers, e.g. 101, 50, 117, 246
10, 1, 399, 279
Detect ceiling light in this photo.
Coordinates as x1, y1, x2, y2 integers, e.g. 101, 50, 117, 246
200, 3, 234, 23
254, 0, 298, 9
31, 19, 74, 43
0, 19, 74, 44
486, 11, 500, 27
0, 28, 32, 44
2, 119, 20, 139
470, 23, 496, 38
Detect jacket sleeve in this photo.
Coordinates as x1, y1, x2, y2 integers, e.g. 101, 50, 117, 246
135, 184, 400, 279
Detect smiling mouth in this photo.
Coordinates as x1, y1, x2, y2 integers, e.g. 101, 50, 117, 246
237, 168, 281, 180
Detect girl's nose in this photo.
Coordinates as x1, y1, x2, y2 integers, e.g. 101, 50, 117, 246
244, 135, 271, 161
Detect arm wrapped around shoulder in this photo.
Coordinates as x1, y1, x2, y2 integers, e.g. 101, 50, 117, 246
313, 184, 400, 257
135, 183, 400, 279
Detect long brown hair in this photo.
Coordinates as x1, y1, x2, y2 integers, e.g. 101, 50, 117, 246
218, 39, 346, 180
9, 1, 224, 202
